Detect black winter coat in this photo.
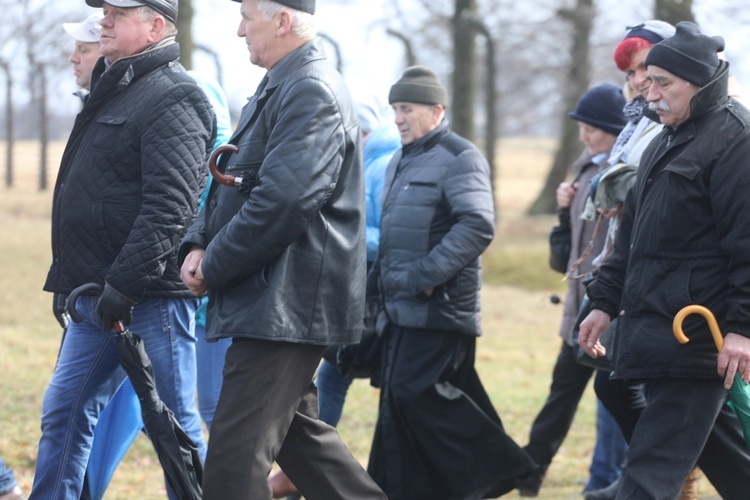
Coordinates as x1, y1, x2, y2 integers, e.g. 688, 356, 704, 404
180, 39, 365, 345
588, 62, 750, 379
44, 41, 215, 301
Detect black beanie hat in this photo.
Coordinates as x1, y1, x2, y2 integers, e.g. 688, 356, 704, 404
230, 0, 315, 14
645, 21, 724, 86
389, 66, 448, 107
567, 83, 627, 136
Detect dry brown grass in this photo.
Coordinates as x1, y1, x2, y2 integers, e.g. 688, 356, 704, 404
0, 139, 720, 499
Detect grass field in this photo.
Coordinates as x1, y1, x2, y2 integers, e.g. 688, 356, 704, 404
0, 139, 720, 499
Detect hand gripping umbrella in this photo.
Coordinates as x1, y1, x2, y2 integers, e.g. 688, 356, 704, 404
673, 304, 750, 450
68, 283, 203, 500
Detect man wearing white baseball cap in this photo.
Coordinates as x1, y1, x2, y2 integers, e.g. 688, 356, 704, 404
63, 13, 103, 100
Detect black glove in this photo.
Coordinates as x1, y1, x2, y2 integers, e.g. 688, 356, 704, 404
96, 283, 136, 331
52, 293, 70, 330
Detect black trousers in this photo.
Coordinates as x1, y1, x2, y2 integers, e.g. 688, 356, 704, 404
593, 371, 646, 443
202, 338, 386, 500
524, 342, 595, 472
614, 377, 750, 500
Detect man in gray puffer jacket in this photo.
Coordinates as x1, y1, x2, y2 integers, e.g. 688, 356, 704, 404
367, 66, 536, 500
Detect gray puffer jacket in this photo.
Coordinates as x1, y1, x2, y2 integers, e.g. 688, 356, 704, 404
377, 120, 494, 336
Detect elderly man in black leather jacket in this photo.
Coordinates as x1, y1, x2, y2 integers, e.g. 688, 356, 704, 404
179, 1, 385, 498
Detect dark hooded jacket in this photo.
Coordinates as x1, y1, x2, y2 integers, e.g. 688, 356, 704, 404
587, 62, 750, 379
179, 38, 365, 346
44, 41, 215, 301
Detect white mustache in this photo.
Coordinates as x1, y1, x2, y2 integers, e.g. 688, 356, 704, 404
648, 100, 670, 112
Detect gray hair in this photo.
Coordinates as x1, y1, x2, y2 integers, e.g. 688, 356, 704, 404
257, 0, 316, 39
137, 5, 178, 38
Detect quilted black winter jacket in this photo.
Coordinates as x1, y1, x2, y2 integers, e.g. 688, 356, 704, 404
44, 41, 216, 301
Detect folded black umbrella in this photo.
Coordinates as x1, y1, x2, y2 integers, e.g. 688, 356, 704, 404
68, 283, 203, 499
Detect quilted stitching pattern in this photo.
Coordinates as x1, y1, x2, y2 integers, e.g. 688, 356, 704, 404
44, 44, 215, 300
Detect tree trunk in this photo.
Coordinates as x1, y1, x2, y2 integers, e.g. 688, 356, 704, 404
655, 0, 695, 24
527, 0, 593, 215
177, 0, 194, 69
38, 64, 47, 191
1, 61, 12, 188
452, 0, 476, 141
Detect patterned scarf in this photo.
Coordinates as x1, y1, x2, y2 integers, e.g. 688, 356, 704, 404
607, 95, 648, 165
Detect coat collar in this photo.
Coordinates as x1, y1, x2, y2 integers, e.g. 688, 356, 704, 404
265, 37, 326, 91
401, 119, 450, 158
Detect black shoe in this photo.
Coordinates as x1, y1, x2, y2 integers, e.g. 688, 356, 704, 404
583, 477, 621, 500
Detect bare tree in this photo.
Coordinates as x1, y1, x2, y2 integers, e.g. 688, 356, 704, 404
452, 0, 477, 140
177, 0, 195, 69
528, 0, 594, 215
655, 0, 695, 24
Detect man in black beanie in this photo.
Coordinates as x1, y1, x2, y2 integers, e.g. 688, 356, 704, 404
179, 0, 385, 498
579, 21, 750, 499
366, 65, 536, 499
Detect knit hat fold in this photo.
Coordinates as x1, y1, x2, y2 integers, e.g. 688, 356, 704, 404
645, 21, 724, 86
568, 83, 627, 136
389, 66, 448, 107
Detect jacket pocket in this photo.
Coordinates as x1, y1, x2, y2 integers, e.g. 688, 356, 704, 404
664, 159, 701, 180
90, 115, 128, 152
227, 139, 265, 194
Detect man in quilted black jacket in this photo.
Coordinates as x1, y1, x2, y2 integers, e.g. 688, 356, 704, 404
32, 1, 215, 498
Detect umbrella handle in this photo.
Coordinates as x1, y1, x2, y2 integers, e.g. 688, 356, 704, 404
673, 304, 724, 352
67, 282, 125, 334
208, 144, 241, 187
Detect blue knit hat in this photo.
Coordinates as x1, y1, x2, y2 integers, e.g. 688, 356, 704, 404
645, 22, 724, 86
568, 83, 627, 136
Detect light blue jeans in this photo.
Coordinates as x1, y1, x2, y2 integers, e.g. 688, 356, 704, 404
30, 296, 206, 500
316, 358, 354, 427
0, 456, 19, 496
195, 323, 230, 430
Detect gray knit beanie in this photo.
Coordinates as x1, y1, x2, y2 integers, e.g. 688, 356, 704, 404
388, 66, 448, 107
645, 21, 724, 86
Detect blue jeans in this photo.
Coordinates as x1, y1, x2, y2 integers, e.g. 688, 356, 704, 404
587, 399, 627, 490
0, 456, 19, 496
195, 323, 230, 430
316, 359, 353, 427
30, 296, 206, 500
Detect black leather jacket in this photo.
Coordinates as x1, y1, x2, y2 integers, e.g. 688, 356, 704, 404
44, 41, 215, 301
180, 38, 366, 345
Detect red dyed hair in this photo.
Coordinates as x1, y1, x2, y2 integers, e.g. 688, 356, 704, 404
613, 37, 654, 71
